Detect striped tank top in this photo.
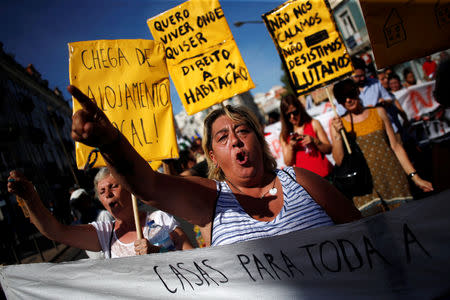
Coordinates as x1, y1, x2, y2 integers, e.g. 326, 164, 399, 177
211, 167, 334, 246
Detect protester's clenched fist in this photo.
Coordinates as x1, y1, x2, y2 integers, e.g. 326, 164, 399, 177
68, 85, 118, 149
7, 170, 37, 202
134, 238, 159, 255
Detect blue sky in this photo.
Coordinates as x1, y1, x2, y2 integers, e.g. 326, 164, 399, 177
0, 0, 286, 115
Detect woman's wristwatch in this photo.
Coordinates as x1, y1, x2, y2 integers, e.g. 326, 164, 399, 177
407, 171, 417, 179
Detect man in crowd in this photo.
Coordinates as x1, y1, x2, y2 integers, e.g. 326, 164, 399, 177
337, 58, 393, 115
352, 58, 393, 107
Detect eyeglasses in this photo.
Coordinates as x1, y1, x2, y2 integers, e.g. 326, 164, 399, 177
286, 109, 299, 118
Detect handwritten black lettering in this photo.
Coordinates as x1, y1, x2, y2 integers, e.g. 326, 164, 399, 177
169, 264, 194, 291
337, 239, 363, 272
104, 86, 116, 109
267, 12, 290, 32
193, 262, 219, 286
291, 53, 350, 91
276, 12, 322, 43
299, 244, 322, 276
109, 117, 157, 147
108, 48, 118, 67
197, 7, 225, 28
176, 263, 204, 286
160, 22, 194, 44
362, 236, 391, 268
154, 266, 177, 293
130, 119, 143, 147
183, 67, 249, 104
181, 49, 230, 75
253, 254, 276, 280
292, 0, 312, 19
201, 259, 229, 283
237, 254, 256, 282
85, 80, 169, 112
135, 48, 153, 67
264, 253, 291, 279
81, 47, 129, 70
154, 9, 190, 32
280, 250, 304, 277
165, 32, 207, 60
319, 241, 342, 272
152, 113, 158, 142
282, 42, 303, 58
403, 223, 431, 263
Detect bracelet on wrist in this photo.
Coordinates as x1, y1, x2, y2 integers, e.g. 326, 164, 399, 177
407, 171, 417, 179
98, 128, 121, 153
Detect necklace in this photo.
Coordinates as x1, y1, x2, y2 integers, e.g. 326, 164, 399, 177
226, 174, 278, 199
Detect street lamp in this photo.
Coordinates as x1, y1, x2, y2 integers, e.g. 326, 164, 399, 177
233, 20, 264, 27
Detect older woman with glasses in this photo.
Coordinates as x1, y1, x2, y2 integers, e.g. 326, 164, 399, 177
280, 94, 333, 178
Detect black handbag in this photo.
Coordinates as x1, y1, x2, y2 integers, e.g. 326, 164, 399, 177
332, 114, 373, 198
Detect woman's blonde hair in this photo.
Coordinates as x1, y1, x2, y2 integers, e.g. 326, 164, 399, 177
202, 105, 277, 180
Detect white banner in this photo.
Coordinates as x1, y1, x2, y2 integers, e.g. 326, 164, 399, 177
264, 121, 286, 169
2, 191, 450, 299
393, 81, 439, 120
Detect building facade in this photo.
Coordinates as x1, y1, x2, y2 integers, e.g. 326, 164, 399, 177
0, 42, 78, 263
331, 0, 371, 56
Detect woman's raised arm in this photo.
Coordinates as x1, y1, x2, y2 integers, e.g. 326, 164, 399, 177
69, 85, 217, 226
7, 170, 101, 251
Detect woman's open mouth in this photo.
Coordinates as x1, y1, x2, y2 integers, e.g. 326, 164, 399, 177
109, 201, 119, 210
236, 151, 249, 165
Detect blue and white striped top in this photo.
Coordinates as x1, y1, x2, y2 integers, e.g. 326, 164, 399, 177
211, 167, 334, 246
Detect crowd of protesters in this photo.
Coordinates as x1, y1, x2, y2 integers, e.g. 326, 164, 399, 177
6, 51, 449, 260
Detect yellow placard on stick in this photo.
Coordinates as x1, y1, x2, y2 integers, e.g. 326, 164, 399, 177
148, 0, 255, 115
263, 0, 353, 96
69, 39, 178, 169
360, 0, 450, 69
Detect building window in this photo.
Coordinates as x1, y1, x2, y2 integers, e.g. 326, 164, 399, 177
338, 9, 357, 38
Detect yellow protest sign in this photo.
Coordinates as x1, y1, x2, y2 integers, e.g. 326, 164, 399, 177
69, 39, 178, 169
360, 0, 450, 69
263, 0, 353, 96
148, 0, 255, 115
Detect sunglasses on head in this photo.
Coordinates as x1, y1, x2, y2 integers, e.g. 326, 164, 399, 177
286, 109, 299, 118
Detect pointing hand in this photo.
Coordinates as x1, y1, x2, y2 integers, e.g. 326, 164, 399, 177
68, 85, 118, 149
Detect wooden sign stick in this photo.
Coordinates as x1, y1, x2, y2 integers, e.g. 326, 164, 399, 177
131, 194, 143, 240
17, 196, 30, 218
326, 88, 352, 154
